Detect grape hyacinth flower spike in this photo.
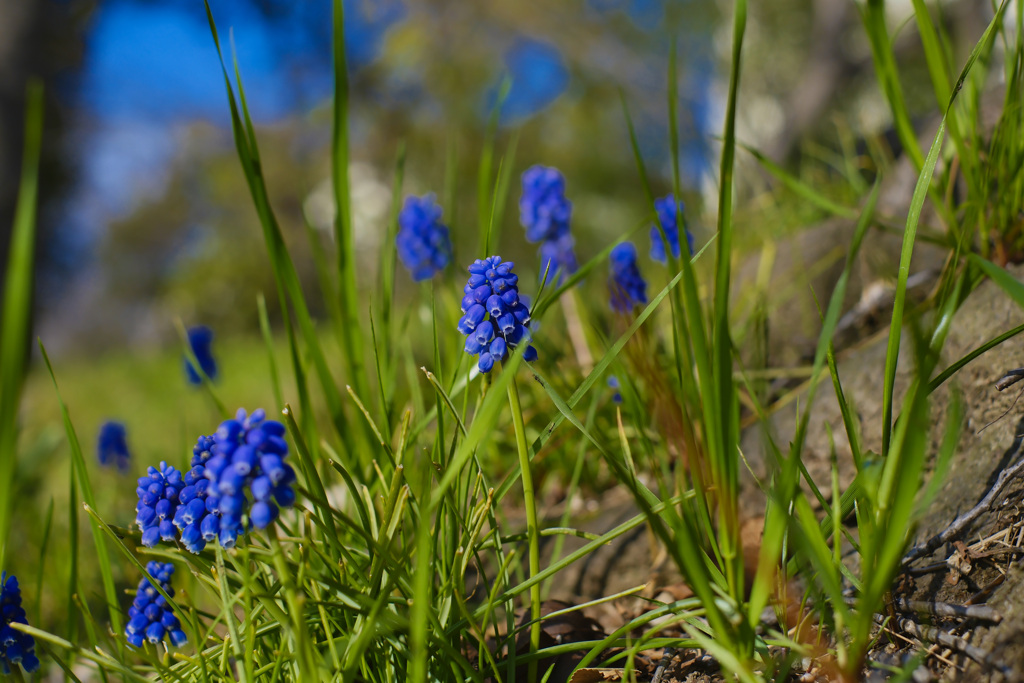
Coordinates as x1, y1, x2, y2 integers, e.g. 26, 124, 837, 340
97, 420, 131, 471
608, 241, 648, 312
649, 194, 695, 263
396, 193, 452, 281
125, 562, 187, 648
519, 165, 578, 284
0, 572, 40, 674
185, 325, 218, 385
458, 256, 538, 373
199, 408, 297, 548
135, 462, 185, 548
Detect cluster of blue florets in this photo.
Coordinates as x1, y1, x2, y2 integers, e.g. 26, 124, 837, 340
649, 194, 694, 263
396, 194, 452, 281
195, 409, 296, 548
185, 325, 218, 385
136, 462, 186, 548
171, 435, 223, 553
125, 562, 187, 649
608, 242, 648, 312
0, 572, 39, 675
136, 409, 295, 553
97, 420, 131, 471
458, 257, 538, 373
520, 165, 578, 284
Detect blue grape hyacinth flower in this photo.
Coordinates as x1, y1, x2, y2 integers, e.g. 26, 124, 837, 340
0, 572, 40, 675
520, 165, 578, 284
135, 462, 185, 548
199, 409, 296, 548
458, 256, 538, 373
97, 420, 131, 471
185, 325, 218, 385
520, 165, 571, 242
649, 195, 694, 263
396, 194, 452, 281
125, 562, 187, 649
608, 242, 648, 312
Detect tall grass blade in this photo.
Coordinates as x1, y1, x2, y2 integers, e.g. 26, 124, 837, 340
332, 0, 371, 405
204, 2, 351, 446
708, 0, 748, 607
0, 80, 42, 566
860, 0, 926, 171
39, 342, 122, 636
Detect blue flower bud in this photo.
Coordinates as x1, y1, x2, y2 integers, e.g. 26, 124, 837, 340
145, 622, 165, 644
486, 295, 507, 318
489, 338, 508, 360
478, 353, 495, 373
273, 485, 297, 507
251, 475, 273, 502
201, 513, 220, 541
250, 501, 278, 529
496, 313, 516, 335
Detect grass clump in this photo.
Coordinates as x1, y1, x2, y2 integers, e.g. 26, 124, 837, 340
3, 1, 1024, 681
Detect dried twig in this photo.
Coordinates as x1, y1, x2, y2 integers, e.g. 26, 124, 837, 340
843, 597, 1001, 621
872, 613, 1005, 672
650, 647, 677, 683
903, 454, 1024, 564
893, 599, 1001, 622
995, 368, 1024, 392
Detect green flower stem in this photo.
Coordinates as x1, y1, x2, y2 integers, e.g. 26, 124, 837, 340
507, 374, 540, 683
213, 546, 247, 683
266, 527, 316, 680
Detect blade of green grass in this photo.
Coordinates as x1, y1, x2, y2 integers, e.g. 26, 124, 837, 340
39, 342, 122, 637
332, 0, 371, 406
379, 142, 406, 390
257, 293, 284, 410
34, 497, 54, 627
738, 143, 858, 219
929, 321, 1024, 393
860, 0, 926, 171
707, 0, 748, 608
0, 80, 42, 567
881, 120, 946, 456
